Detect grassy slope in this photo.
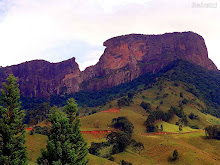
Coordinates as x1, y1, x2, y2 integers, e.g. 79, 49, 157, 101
80, 108, 220, 165
25, 132, 47, 164
113, 132, 220, 165
80, 80, 220, 164
25, 80, 220, 164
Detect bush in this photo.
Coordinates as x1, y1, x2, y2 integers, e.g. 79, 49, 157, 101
108, 156, 114, 161
107, 131, 131, 154
88, 143, 100, 156
182, 98, 188, 105
34, 126, 49, 135
147, 124, 156, 133
127, 92, 135, 99
140, 101, 151, 113
118, 97, 131, 107
111, 117, 134, 137
88, 142, 110, 156
29, 130, 34, 135
179, 125, 182, 131
132, 142, 144, 154
205, 125, 220, 139
163, 93, 169, 98
173, 149, 179, 160
190, 125, 199, 129
121, 160, 132, 165
188, 112, 198, 120
173, 82, 179, 87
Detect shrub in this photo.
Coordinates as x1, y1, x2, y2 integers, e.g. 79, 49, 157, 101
132, 142, 144, 154
118, 97, 131, 107
121, 160, 132, 165
147, 124, 156, 133
173, 82, 179, 87
108, 156, 114, 161
88, 142, 110, 156
173, 149, 179, 160
107, 131, 131, 154
140, 101, 151, 113
111, 117, 134, 137
188, 112, 198, 120
34, 126, 49, 135
163, 93, 169, 98
205, 125, 220, 139
190, 125, 199, 129
29, 130, 34, 135
182, 98, 188, 105
179, 125, 182, 131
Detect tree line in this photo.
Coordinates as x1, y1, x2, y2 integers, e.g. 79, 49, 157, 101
145, 105, 188, 126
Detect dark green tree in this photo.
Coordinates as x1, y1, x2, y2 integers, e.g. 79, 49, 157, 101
107, 131, 130, 154
180, 92, 183, 98
160, 124, 163, 131
173, 149, 179, 160
140, 101, 151, 113
205, 125, 220, 139
147, 124, 156, 133
117, 97, 131, 107
37, 98, 88, 165
0, 74, 27, 165
111, 117, 134, 137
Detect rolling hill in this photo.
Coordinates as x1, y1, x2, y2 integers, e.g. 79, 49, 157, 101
25, 72, 220, 164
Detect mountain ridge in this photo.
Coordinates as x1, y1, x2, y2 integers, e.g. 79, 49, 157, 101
0, 31, 218, 98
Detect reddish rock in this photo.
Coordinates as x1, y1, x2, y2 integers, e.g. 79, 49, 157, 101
0, 31, 218, 97
0, 57, 81, 98
81, 32, 217, 91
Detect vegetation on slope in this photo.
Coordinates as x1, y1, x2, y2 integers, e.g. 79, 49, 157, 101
21, 60, 220, 122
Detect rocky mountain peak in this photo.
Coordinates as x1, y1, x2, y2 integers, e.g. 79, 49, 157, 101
0, 32, 218, 97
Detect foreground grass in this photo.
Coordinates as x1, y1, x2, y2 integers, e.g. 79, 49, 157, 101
25, 132, 47, 164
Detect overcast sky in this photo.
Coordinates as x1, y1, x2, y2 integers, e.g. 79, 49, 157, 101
0, 0, 219, 70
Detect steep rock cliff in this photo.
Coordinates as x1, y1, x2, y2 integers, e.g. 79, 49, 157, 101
0, 31, 217, 97
81, 31, 217, 91
0, 57, 81, 98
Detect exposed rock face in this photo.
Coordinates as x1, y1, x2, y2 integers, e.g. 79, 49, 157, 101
0, 57, 81, 98
0, 31, 217, 97
81, 32, 217, 91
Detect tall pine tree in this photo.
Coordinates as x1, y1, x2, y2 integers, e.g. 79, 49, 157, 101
37, 98, 88, 165
0, 74, 27, 165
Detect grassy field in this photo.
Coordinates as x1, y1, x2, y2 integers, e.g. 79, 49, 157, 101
25, 80, 220, 164
112, 132, 220, 165
25, 132, 47, 164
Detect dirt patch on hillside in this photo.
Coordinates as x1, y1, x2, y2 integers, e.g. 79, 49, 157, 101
101, 108, 120, 113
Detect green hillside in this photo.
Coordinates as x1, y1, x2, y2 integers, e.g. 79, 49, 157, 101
25, 76, 220, 164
